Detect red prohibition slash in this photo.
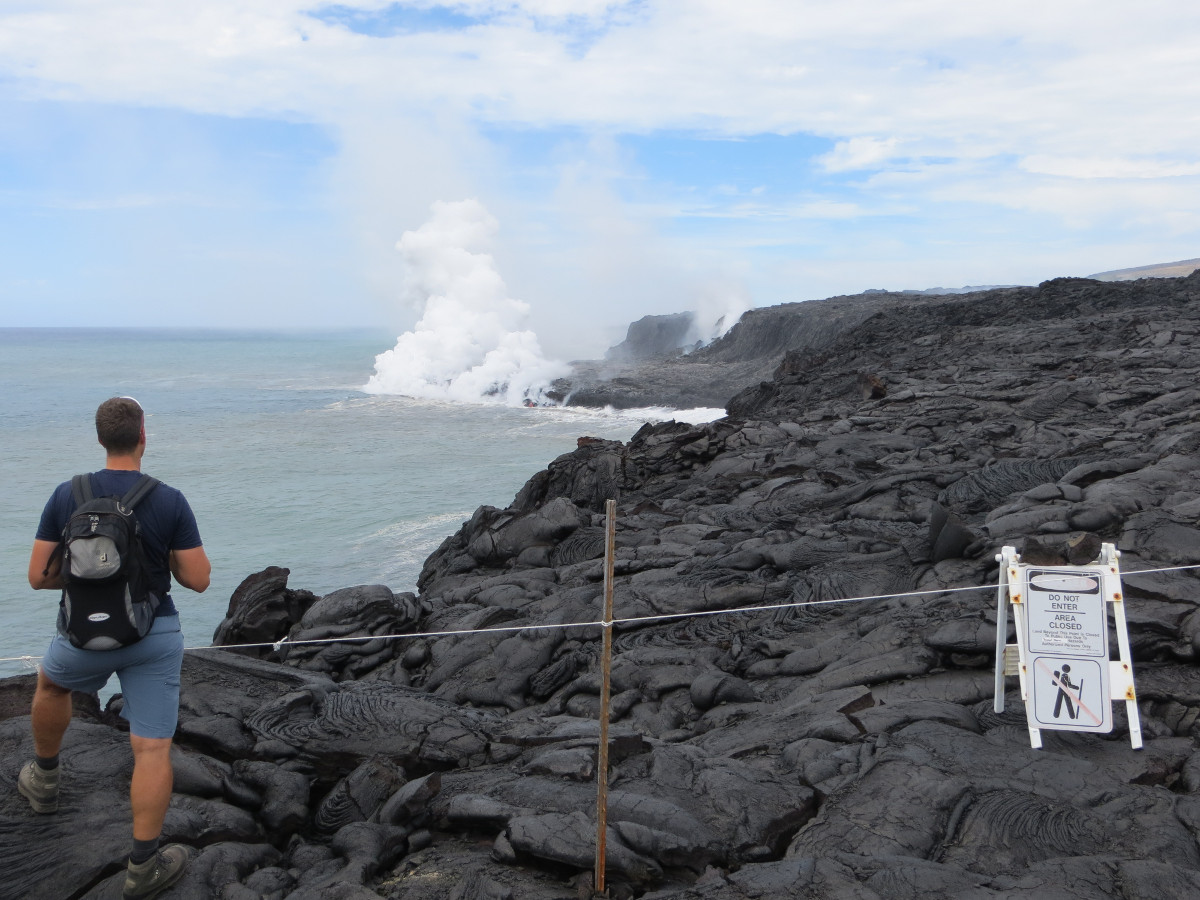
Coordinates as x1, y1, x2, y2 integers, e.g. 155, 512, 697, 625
1035, 658, 1102, 726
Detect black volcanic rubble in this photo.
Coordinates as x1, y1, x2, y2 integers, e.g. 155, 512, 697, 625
4, 273, 1200, 898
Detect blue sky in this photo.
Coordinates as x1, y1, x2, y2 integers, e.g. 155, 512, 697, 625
2, 1, 1199, 357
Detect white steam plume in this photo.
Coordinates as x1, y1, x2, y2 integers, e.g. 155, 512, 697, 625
364, 199, 568, 405
688, 281, 752, 347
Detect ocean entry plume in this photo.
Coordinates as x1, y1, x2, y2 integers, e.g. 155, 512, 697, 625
365, 199, 569, 406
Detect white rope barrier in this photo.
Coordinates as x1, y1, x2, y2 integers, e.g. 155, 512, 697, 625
2, 563, 1197, 667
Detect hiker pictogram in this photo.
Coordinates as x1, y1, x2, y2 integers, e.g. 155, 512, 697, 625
1031, 657, 1107, 731
1052, 664, 1080, 720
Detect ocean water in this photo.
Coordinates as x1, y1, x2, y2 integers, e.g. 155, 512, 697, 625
0, 328, 721, 679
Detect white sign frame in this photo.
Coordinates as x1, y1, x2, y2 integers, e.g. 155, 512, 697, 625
993, 543, 1141, 750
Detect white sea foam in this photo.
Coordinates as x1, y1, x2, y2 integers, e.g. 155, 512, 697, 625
552, 405, 727, 426
364, 199, 569, 406
638, 406, 727, 425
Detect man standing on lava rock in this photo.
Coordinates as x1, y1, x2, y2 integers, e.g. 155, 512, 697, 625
20, 396, 211, 900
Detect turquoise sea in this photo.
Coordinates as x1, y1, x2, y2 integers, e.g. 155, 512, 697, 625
0, 329, 715, 679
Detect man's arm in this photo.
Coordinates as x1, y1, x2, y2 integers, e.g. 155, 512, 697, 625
28, 539, 63, 590
170, 546, 211, 593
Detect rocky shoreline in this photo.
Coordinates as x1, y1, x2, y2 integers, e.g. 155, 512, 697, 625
3, 272, 1200, 899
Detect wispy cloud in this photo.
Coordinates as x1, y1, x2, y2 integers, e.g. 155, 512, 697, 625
1, 1, 1199, 343
819, 138, 900, 173
4, 2, 1197, 151
1021, 156, 1200, 180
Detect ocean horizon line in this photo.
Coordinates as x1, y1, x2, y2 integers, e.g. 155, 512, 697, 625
0, 325, 394, 338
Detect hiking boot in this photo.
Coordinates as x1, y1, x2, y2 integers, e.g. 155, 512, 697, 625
122, 844, 189, 900
17, 760, 59, 814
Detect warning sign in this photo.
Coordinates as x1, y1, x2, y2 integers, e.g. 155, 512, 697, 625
1022, 565, 1113, 734
1030, 657, 1112, 732
1024, 568, 1108, 657
993, 544, 1139, 748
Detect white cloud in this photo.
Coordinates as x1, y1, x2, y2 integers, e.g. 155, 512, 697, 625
1021, 156, 1200, 180
3, 1, 1200, 333
3, 1, 1198, 159
819, 137, 900, 172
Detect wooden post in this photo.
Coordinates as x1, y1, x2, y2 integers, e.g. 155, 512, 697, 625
594, 498, 616, 897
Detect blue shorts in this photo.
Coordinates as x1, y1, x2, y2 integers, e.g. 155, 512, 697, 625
40, 615, 184, 739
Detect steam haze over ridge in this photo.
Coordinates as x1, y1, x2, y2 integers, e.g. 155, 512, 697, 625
1, 2, 1199, 360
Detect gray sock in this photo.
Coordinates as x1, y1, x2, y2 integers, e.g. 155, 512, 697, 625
130, 837, 159, 865
35, 754, 59, 771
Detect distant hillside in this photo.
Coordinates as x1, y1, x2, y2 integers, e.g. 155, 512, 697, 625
558, 272, 1200, 409
1090, 257, 1200, 280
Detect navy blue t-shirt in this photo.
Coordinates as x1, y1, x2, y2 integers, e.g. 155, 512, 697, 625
36, 469, 203, 618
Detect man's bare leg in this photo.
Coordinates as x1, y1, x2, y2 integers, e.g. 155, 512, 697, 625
19, 670, 71, 813
129, 735, 173, 841
117, 630, 185, 872
31, 669, 72, 757
123, 735, 189, 897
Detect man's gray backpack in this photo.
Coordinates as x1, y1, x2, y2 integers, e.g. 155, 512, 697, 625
54, 473, 161, 650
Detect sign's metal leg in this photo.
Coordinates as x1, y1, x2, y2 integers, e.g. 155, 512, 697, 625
994, 555, 1010, 714
1102, 544, 1142, 750
1010, 597, 1041, 747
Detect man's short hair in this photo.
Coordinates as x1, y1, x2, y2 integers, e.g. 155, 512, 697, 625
95, 397, 144, 454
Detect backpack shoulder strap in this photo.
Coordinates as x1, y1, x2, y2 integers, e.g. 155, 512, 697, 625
120, 474, 160, 510
52, 474, 92, 577
70, 474, 94, 506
